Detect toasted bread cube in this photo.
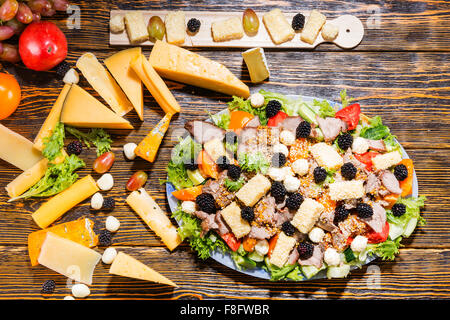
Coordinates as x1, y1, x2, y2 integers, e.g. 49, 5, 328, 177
110, 14, 125, 33
310, 142, 343, 171
220, 202, 251, 239
165, 11, 185, 45
242, 47, 270, 83
124, 12, 149, 44
211, 17, 244, 42
372, 151, 402, 171
321, 23, 339, 41
328, 180, 365, 201
269, 232, 297, 268
235, 174, 271, 207
203, 138, 226, 163
291, 198, 325, 234
301, 10, 326, 44
263, 9, 295, 45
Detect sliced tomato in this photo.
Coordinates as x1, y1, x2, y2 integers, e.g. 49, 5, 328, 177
335, 103, 361, 131
197, 150, 219, 180
221, 233, 241, 252
267, 111, 288, 127
366, 221, 390, 244
354, 151, 379, 171
398, 159, 414, 197
172, 185, 203, 201
228, 111, 254, 130
267, 234, 279, 258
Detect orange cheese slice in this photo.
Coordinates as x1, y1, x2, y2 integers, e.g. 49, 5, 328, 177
135, 113, 172, 163
149, 40, 250, 98
60, 84, 133, 130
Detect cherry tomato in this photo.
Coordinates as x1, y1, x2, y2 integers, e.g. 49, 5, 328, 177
93, 152, 115, 174
0, 73, 21, 120
335, 103, 361, 131
18, 21, 67, 71
267, 111, 288, 127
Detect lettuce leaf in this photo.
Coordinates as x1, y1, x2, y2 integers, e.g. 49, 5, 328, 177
208, 111, 230, 130
340, 89, 354, 108
66, 127, 113, 156
42, 122, 65, 161
359, 116, 401, 151
238, 152, 270, 174
224, 177, 245, 192
228, 95, 268, 125
311, 99, 336, 118
387, 196, 427, 228
367, 237, 404, 261
263, 258, 297, 281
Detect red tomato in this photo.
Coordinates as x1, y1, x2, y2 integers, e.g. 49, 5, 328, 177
18, 21, 67, 71
354, 151, 379, 171
221, 233, 241, 252
228, 111, 254, 130
267, 111, 288, 127
335, 103, 361, 130
366, 221, 390, 244
0, 73, 21, 120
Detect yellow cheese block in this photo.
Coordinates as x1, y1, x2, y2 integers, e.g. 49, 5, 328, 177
76, 52, 134, 116
0, 124, 44, 171
34, 84, 72, 151
38, 232, 101, 285
149, 40, 250, 98
126, 188, 182, 251
242, 48, 270, 83
110, 252, 177, 287
104, 48, 144, 120
135, 113, 172, 163
60, 84, 133, 130
32, 175, 99, 229
131, 53, 181, 115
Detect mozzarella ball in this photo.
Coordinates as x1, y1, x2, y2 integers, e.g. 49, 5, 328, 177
352, 137, 369, 154
272, 143, 289, 157
123, 143, 137, 160
97, 174, 114, 191
63, 68, 79, 85
105, 216, 120, 232
181, 201, 196, 214
71, 284, 90, 298
268, 167, 286, 182
63, 296, 75, 300
284, 175, 300, 193
309, 227, 325, 243
250, 92, 265, 108
102, 247, 118, 264
292, 158, 309, 176
280, 130, 296, 146
351, 235, 368, 252
324, 248, 341, 266
254, 239, 269, 256
283, 165, 295, 177
90, 192, 104, 210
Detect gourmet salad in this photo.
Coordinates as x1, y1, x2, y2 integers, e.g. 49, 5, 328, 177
167, 90, 426, 281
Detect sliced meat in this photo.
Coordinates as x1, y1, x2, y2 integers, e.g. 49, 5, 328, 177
278, 116, 302, 133
215, 211, 231, 236
338, 214, 368, 239
343, 198, 358, 210
316, 116, 347, 142
248, 226, 273, 240
273, 207, 294, 228
367, 139, 387, 152
316, 210, 337, 232
287, 246, 300, 265
244, 116, 261, 128
330, 229, 348, 251
184, 120, 225, 144
202, 172, 235, 208
254, 196, 277, 226
361, 202, 386, 233
194, 211, 210, 220
381, 170, 402, 194
299, 245, 324, 269
200, 214, 219, 236
365, 172, 381, 195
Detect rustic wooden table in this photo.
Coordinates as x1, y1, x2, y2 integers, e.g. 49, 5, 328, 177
0, 0, 449, 300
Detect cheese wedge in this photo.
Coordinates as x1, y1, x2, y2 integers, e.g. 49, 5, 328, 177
130, 53, 181, 115
126, 188, 182, 251
242, 47, 270, 83
110, 252, 177, 287
104, 48, 144, 120
38, 232, 101, 285
28, 218, 98, 266
32, 175, 99, 229
33, 84, 71, 151
0, 124, 44, 171
60, 84, 133, 130
76, 52, 134, 116
149, 40, 250, 98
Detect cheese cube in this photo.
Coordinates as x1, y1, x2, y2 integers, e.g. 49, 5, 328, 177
110, 14, 125, 33
203, 138, 226, 163
372, 151, 402, 171
328, 180, 365, 201
242, 47, 270, 83
301, 10, 326, 45
220, 202, 251, 239
321, 23, 339, 41
269, 232, 297, 268
291, 198, 325, 234
165, 11, 185, 45
235, 173, 271, 207
263, 9, 295, 45
310, 142, 344, 171
124, 12, 149, 44
211, 17, 244, 42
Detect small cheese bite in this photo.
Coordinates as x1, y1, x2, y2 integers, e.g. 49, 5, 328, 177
110, 14, 125, 33
165, 11, 186, 45
301, 10, 326, 45
321, 23, 339, 41
212, 17, 244, 42
263, 9, 295, 45
124, 12, 149, 44
242, 47, 270, 83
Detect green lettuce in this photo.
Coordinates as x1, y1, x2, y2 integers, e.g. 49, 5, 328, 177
387, 196, 427, 228
263, 258, 297, 281
238, 152, 270, 174
66, 127, 113, 156
208, 111, 230, 130
228, 95, 268, 125
359, 116, 401, 151
42, 122, 65, 161
367, 237, 404, 261
224, 177, 245, 192
310, 99, 336, 118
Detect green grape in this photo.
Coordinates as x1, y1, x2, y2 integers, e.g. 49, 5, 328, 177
0, 0, 19, 22
148, 16, 165, 42
243, 8, 259, 36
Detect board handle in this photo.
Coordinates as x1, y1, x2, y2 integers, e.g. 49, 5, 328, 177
331, 15, 365, 49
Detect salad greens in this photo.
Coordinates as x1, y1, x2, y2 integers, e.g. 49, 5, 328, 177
359, 116, 401, 151
340, 89, 354, 108
367, 237, 404, 261
42, 122, 65, 161
66, 127, 113, 156
228, 95, 268, 125
208, 110, 230, 130
387, 196, 427, 228
224, 177, 245, 192
238, 152, 270, 174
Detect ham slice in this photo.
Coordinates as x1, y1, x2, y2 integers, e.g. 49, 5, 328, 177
316, 116, 347, 142
361, 202, 386, 233
367, 139, 387, 152
381, 170, 402, 194
298, 245, 324, 269
185, 120, 225, 144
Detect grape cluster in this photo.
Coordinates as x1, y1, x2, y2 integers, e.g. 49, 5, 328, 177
0, 0, 70, 63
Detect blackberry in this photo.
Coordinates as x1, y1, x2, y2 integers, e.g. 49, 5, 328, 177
291, 13, 305, 31
41, 280, 56, 294
313, 166, 327, 184
227, 165, 241, 181
270, 181, 286, 202
285, 193, 304, 211
271, 152, 287, 168
341, 162, 357, 180
296, 121, 311, 139
356, 203, 373, 219
196, 193, 217, 214
297, 242, 314, 260
54, 61, 71, 79
392, 203, 406, 217
394, 164, 408, 181
184, 160, 198, 171
103, 197, 115, 211
334, 205, 349, 224
281, 221, 296, 236
241, 206, 255, 222
216, 156, 230, 171
223, 131, 238, 145
98, 229, 112, 246
66, 141, 83, 155
266, 100, 282, 118
337, 133, 353, 150
187, 18, 201, 33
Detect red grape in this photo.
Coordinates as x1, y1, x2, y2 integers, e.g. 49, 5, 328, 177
0, 43, 20, 63
0, 0, 19, 22
16, 3, 33, 24
126, 171, 148, 191
32, 12, 41, 22
28, 0, 51, 14
93, 152, 116, 174
50, 0, 69, 12
5, 18, 25, 35
0, 26, 15, 41
243, 8, 259, 36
